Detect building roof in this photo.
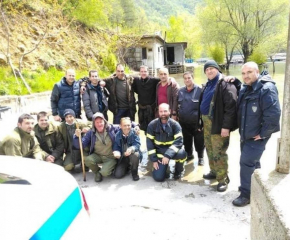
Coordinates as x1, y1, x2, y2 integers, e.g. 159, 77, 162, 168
141, 35, 187, 49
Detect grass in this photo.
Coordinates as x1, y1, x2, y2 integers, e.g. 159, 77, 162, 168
0, 67, 112, 96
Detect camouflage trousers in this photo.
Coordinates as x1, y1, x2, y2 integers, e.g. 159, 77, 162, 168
202, 115, 229, 182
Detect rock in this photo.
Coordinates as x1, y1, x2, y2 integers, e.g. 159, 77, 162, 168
0, 54, 7, 65
18, 44, 26, 52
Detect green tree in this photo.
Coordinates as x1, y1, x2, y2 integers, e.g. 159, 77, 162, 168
198, 0, 288, 62
208, 45, 225, 64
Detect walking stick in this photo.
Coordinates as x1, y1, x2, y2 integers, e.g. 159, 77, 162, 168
76, 122, 86, 181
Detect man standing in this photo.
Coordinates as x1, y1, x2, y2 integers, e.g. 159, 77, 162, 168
58, 109, 90, 172
156, 68, 179, 120
103, 64, 136, 124
0, 114, 46, 160
82, 70, 109, 121
147, 103, 187, 182
132, 65, 160, 131
113, 117, 141, 181
74, 113, 118, 182
51, 69, 83, 121
232, 62, 281, 207
200, 60, 238, 192
178, 72, 205, 165
34, 111, 64, 165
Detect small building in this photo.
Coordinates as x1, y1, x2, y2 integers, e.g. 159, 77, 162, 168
125, 34, 187, 76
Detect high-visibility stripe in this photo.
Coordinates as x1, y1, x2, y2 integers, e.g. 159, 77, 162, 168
175, 157, 187, 163
157, 154, 164, 158
146, 133, 155, 140
169, 145, 179, 153
148, 149, 156, 155
30, 187, 82, 240
154, 140, 174, 145
174, 132, 182, 139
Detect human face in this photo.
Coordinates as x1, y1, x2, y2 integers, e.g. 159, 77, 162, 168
120, 118, 131, 136
159, 70, 169, 83
65, 115, 75, 125
89, 72, 99, 86
38, 116, 49, 130
241, 65, 259, 86
140, 67, 148, 79
94, 118, 105, 133
205, 67, 219, 80
158, 104, 170, 122
65, 69, 75, 85
18, 119, 34, 134
183, 73, 194, 89
116, 65, 125, 79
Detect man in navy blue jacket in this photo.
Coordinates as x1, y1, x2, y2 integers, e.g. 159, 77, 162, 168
113, 117, 141, 181
232, 62, 281, 207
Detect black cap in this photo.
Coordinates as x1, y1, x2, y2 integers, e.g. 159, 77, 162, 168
204, 60, 221, 73
63, 109, 75, 118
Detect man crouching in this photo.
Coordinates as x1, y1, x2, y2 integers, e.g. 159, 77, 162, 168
147, 103, 187, 182
113, 117, 141, 181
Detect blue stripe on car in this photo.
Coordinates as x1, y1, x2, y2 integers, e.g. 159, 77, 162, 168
30, 187, 82, 240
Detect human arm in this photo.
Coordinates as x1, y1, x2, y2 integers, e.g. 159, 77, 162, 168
146, 121, 158, 162
73, 129, 92, 150
51, 128, 64, 159
50, 84, 61, 121
82, 89, 94, 120
171, 83, 179, 117
259, 84, 281, 138
163, 123, 183, 159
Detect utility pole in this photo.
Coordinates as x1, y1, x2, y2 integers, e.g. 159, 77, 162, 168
276, 11, 290, 174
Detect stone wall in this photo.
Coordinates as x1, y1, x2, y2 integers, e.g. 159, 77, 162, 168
251, 170, 290, 239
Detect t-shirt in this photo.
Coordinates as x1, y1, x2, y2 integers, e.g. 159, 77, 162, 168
157, 83, 168, 106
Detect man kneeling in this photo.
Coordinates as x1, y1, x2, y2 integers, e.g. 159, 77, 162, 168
146, 103, 187, 182
113, 117, 141, 181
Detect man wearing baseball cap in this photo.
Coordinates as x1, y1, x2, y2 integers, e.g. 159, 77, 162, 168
199, 60, 239, 192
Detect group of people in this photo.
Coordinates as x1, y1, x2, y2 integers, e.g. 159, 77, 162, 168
0, 60, 281, 208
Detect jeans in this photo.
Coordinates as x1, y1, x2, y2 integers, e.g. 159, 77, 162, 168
113, 109, 133, 124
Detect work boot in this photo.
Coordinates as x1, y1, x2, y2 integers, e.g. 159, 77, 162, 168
217, 182, 228, 192
94, 172, 103, 182
198, 158, 204, 166
132, 170, 139, 181
232, 194, 250, 207
203, 171, 216, 180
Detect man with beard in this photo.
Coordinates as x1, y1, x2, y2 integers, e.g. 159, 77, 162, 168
0, 114, 46, 160
34, 111, 64, 165
146, 103, 187, 182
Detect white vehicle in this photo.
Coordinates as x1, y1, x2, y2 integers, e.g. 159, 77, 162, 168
0, 156, 90, 239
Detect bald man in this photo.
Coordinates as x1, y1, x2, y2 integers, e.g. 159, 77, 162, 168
232, 62, 281, 207
51, 69, 84, 121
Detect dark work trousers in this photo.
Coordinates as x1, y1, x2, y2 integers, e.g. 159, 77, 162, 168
138, 104, 155, 132
113, 109, 134, 124
180, 122, 205, 158
114, 152, 139, 178
239, 138, 269, 199
152, 149, 187, 182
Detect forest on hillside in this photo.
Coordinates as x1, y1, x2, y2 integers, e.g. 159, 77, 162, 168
0, 0, 288, 95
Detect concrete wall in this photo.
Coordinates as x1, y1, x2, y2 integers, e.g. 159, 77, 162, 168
251, 170, 290, 239
0, 91, 52, 115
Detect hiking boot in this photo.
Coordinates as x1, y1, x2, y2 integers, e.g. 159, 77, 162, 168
203, 172, 216, 180
74, 163, 82, 173
94, 172, 103, 182
198, 158, 204, 166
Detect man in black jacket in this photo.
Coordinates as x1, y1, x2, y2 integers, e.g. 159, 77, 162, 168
200, 60, 238, 192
